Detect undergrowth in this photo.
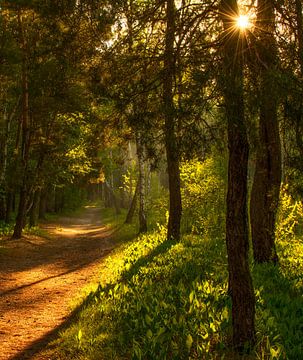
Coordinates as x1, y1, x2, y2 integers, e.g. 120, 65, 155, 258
49, 166, 303, 360
54, 226, 230, 360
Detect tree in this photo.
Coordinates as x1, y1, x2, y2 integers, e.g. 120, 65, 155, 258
163, 0, 182, 241
220, 0, 255, 349
136, 130, 148, 233
250, 0, 281, 263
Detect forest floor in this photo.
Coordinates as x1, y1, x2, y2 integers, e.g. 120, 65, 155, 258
0, 206, 116, 360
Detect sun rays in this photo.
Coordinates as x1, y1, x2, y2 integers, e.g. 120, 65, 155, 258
236, 14, 251, 30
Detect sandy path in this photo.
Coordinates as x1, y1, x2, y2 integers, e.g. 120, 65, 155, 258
0, 206, 116, 360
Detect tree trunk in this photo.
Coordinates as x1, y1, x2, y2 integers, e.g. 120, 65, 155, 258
250, 0, 281, 264
0, 101, 18, 221
5, 192, 13, 224
296, 0, 303, 76
220, 0, 255, 350
125, 181, 139, 224
136, 131, 147, 233
0, 109, 8, 221
163, 0, 182, 241
29, 190, 40, 227
104, 181, 121, 215
12, 188, 28, 238
12, 10, 31, 239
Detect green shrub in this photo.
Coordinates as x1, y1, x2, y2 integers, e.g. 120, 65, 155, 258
180, 156, 226, 236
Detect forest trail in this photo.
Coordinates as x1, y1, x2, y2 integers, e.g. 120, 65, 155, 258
0, 206, 116, 360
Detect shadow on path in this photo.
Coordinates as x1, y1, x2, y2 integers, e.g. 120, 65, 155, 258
0, 206, 117, 360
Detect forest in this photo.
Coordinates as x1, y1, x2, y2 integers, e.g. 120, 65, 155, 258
0, 0, 303, 359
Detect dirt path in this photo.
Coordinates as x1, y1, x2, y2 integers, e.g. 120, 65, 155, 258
0, 206, 116, 360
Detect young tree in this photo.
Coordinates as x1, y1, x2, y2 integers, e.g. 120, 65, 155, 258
220, 0, 255, 349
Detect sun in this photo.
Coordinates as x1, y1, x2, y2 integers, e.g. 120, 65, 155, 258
236, 15, 251, 30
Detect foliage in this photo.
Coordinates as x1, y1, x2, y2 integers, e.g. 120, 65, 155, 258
49, 177, 303, 360
0, 221, 14, 236
275, 185, 303, 242
180, 156, 227, 236
54, 223, 230, 360
251, 186, 303, 360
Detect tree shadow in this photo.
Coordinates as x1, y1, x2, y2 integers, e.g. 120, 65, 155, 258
0, 248, 112, 298
54, 234, 232, 359
9, 232, 231, 359
9, 303, 83, 360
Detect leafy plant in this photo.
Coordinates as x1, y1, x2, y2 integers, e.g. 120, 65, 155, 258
180, 156, 227, 236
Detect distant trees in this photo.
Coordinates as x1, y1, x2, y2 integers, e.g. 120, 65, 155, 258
0, 0, 111, 237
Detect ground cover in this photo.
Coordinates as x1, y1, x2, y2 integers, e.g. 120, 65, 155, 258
50, 202, 303, 359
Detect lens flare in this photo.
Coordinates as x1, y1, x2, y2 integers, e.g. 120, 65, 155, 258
236, 15, 251, 30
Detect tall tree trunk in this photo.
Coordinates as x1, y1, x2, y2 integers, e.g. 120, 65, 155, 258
0, 108, 8, 220
220, 0, 255, 350
13, 10, 31, 239
0, 101, 18, 220
250, 0, 281, 263
163, 0, 182, 241
136, 131, 147, 233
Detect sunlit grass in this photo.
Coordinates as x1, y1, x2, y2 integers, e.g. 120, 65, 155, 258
50, 186, 303, 360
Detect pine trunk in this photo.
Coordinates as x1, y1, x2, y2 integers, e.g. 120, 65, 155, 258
163, 0, 182, 241
136, 131, 147, 233
12, 10, 31, 239
29, 190, 40, 227
296, 0, 303, 75
220, 0, 255, 349
125, 181, 139, 224
250, 0, 281, 264
12, 188, 28, 239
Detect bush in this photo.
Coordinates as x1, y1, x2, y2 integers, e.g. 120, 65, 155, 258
180, 156, 226, 236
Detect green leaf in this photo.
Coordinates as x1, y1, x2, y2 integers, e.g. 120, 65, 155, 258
145, 314, 152, 325
77, 329, 82, 341
189, 291, 195, 304
186, 334, 193, 351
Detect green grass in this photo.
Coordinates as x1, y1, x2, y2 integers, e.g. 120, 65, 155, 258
0, 221, 15, 237
51, 212, 231, 359
47, 205, 303, 360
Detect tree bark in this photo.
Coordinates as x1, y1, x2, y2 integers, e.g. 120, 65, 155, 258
12, 10, 31, 239
104, 181, 121, 215
125, 181, 139, 224
5, 192, 13, 224
0, 100, 18, 221
163, 0, 182, 241
29, 190, 40, 227
136, 131, 147, 233
13, 188, 28, 238
295, 0, 303, 76
250, 0, 281, 263
220, 0, 255, 350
